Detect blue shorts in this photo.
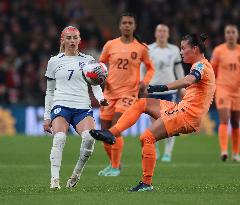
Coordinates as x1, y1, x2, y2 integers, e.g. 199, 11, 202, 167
51, 105, 93, 130
148, 93, 177, 102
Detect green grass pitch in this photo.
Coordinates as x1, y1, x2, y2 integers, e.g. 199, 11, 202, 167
0, 134, 240, 205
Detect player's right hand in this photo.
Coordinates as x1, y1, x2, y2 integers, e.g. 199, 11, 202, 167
147, 85, 168, 93
43, 119, 52, 134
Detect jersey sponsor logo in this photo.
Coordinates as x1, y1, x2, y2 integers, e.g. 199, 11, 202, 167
131, 52, 137, 60
54, 108, 61, 114
194, 63, 204, 72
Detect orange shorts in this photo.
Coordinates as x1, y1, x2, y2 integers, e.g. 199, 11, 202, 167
160, 100, 195, 136
100, 95, 137, 121
215, 87, 240, 111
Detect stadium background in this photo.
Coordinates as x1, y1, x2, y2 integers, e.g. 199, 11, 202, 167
0, 0, 239, 135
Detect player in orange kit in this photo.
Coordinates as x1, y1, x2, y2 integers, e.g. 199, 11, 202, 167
211, 24, 240, 162
90, 33, 216, 191
98, 13, 154, 176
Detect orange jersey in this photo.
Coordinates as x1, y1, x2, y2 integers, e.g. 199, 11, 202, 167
179, 58, 216, 130
99, 37, 154, 99
211, 43, 240, 94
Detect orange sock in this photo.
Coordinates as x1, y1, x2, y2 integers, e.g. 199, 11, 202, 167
140, 129, 156, 185
218, 124, 228, 153
231, 128, 240, 154
111, 136, 124, 168
103, 142, 111, 160
109, 99, 147, 136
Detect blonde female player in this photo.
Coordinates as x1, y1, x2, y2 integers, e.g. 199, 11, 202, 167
43, 26, 108, 189
211, 24, 240, 162
90, 33, 216, 191
98, 13, 154, 176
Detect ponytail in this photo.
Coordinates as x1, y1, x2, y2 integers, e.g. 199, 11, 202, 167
59, 43, 65, 53
182, 33, 208, 53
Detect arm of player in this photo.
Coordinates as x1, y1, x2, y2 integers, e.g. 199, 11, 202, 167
139, 48, 155, 97
148, 73, 198, 93
174, 62, 186, 97
210, 48, 219, 77
99, 41, 110, 64
142, 60, 154, 85
91, 85, 108, 106
44, 79, 55, 120
43, 78, 55, 134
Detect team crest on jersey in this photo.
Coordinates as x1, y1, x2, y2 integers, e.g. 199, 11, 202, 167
79, 62, 86, 69
131, 52, 137, 59
54, 108, 61, 114
195, 63, 204, 71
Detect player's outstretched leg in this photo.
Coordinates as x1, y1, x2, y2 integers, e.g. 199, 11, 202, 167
66, 130, 95, 188
89, 129, 116, 145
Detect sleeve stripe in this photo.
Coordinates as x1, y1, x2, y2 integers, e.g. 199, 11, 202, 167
174, 61, 182, 65
45, 76, 55, 80
189, 69, 201, 82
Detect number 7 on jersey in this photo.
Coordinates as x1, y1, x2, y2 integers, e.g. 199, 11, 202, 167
68, 69, 74, 80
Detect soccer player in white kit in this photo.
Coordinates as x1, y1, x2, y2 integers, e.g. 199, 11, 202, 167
141, 24, 185, 162
43, 26, 108, 189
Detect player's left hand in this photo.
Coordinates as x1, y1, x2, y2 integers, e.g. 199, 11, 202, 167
100, 99, 109, 106
147, 85, 168, 93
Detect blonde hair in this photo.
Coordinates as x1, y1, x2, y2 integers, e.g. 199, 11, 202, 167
59, 26, 80, 54
59, 42, 65, 53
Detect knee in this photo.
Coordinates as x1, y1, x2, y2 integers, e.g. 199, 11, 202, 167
140, 133, 156, 158
52, 132, 67, 150
140, 132, 156, 145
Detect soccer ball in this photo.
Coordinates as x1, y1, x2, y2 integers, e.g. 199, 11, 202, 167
82, 62, 108, 85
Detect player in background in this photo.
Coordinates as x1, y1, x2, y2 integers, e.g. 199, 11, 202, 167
90, 33, 216, 191
141, 24, 185, 162
211, 24, 240, 162
43, 26, 108, 189
98, 13, 154, 176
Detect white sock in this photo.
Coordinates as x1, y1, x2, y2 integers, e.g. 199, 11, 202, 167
50, 132, 66, 179
72, 130, 95, 177
163, 136, 175, 157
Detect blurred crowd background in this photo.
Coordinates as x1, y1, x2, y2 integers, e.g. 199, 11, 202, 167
0, 0, 239, 105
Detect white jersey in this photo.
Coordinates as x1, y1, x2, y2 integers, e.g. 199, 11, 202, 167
141, 43, 184, 94
45, 53, 103, 110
